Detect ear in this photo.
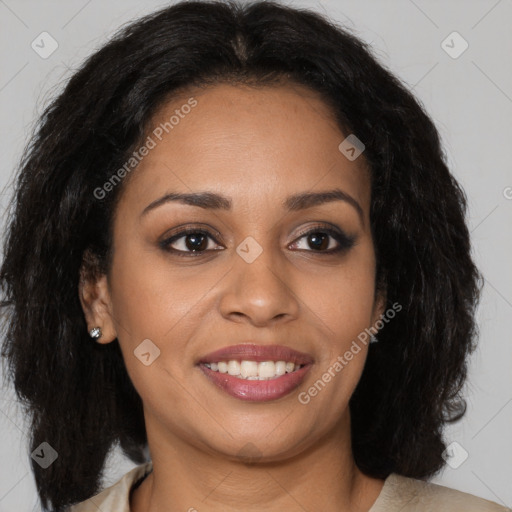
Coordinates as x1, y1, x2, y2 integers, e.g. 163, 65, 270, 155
78, 249, 117, 344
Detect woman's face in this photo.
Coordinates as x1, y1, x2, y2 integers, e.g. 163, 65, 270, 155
84, 82, 385, 462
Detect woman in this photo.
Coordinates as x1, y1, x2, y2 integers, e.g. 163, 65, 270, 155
0, 1, 507, 511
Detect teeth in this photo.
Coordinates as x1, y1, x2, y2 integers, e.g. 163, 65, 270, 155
203, 360, 303, 380
240, 360, 258, 378
275, 361, 286, 376
227, 360, 241, 376
258, 361, 276, 378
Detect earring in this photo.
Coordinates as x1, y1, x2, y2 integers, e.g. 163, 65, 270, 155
89, 327, 102, 340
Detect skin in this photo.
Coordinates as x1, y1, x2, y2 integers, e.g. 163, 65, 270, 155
79, 82, 387, 512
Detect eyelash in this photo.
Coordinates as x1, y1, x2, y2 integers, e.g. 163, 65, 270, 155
159, 224, 356, 258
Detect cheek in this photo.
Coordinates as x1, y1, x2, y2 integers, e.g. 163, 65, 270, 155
107, 241, 226, 387
107, 246, 199, 402
295, 251, 376, 342
295, 257, 376, 416
292, 255, 377, 410
108, 243, 199, 339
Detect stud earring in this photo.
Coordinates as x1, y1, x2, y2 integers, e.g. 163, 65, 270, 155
89, 327, 102, 340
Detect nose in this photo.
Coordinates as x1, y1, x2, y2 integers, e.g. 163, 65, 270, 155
218, 245, 300, 327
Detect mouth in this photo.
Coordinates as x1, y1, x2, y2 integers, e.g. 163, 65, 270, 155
202, 360, 306, 380
196, 343, 314, 402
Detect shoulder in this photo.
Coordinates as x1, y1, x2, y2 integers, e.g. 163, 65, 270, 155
66, 461, 153, 512
371, 473, 511, 512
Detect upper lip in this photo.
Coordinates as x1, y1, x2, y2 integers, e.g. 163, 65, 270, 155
197, 343, 314, 365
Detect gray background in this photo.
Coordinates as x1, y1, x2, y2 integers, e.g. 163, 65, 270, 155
0, 0, 511, 510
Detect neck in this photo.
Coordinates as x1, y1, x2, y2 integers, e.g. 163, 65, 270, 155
131, 411, 384, 512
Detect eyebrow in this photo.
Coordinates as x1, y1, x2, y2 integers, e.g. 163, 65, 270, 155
140, 188, 364, 225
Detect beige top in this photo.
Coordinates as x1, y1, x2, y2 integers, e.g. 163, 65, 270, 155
68, 461, 510, 512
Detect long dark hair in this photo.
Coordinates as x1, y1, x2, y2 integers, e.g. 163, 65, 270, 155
0, 1, 481, 510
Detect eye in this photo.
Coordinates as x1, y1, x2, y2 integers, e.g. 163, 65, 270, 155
159, 223, 355, 257
160, 227, 223, 256
289, 224, 356, 254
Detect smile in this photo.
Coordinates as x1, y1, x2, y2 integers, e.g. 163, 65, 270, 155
198, 361, 312, 401
203, 360, 304, 380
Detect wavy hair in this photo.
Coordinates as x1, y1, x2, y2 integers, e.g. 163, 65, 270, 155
0, 1, 482, 510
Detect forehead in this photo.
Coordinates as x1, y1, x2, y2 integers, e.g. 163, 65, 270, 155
118, 82, 371, 217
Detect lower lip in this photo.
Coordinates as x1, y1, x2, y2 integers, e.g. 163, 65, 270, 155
198, 364, 312, 402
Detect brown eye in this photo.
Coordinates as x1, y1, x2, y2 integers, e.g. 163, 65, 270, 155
305, 232, 331, 251
290, 225, 356, 254
160, 228, 223, 256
